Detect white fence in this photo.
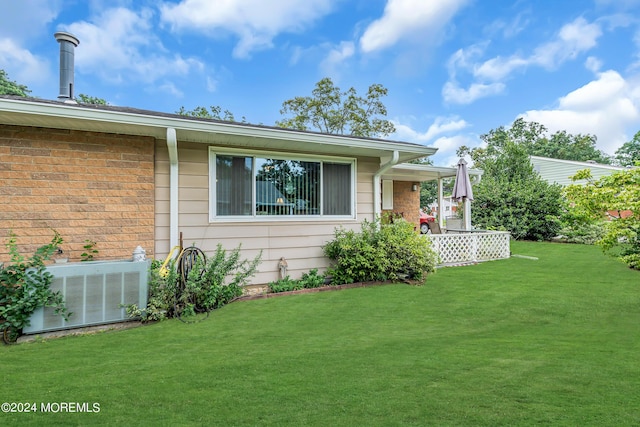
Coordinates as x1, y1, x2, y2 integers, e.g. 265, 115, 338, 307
23, 260, 148, 335
426, 231, 510, 266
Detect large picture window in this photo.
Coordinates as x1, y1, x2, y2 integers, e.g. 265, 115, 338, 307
210, 149, 355, 220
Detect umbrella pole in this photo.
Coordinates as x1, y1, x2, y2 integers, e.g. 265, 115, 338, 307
464, 199, 472, 230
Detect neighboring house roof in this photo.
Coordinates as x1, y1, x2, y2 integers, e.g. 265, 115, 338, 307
0, 95, 436, 164
530, 155, 626, 186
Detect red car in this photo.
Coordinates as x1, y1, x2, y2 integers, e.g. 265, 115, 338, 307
419, 211, 436, 234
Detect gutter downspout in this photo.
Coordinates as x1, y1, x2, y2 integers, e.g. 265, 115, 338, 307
373, 150, 399, 217
167, 128, 179, 251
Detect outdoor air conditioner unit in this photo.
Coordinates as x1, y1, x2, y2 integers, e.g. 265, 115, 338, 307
23, 260, 148, 335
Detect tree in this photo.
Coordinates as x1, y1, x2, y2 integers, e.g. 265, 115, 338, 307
461, 118, 611, 165
614, 131, 640, 167
77, 94, 108, 105
419, 182, 438, 210
176, 105, 245, 122
0, 69, 30, 97
276, 77, 395, 138
564, 167, 640, 269
463, 132, 565, 240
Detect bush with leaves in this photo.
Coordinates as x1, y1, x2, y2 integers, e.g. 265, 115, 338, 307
125, 259, 179, 322
126, 245, 262, 322
564, 167, 640, 269
268, 276, 303, 293
558, 202, 607, 245
268, 269, 326, 293
0, 231, 70, 343
323, 218, 438, 285
299, 269, 325, 288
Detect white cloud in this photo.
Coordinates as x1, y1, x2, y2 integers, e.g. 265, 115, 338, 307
530, 17, 602, 69
393, 116, 468, 143
445, 17, 604, 105
447, 43, 487, 78
391, 116, 475, 165
585, 56, 603, 73
424, 117, 469, 140
319, 41, 355, 76
473, 55, 529, 81
359, 0, 469, 53
0, 38, 51, 87
0, 0, 61, 93
442, 81, 505, 105
160, 0, 335, 58
520, 70, 640, 154
65, 7, 203, 84
158, 81, 184, 98
430, 135, 478, 167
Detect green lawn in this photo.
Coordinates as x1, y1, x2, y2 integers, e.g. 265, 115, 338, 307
2, 241, 639, 426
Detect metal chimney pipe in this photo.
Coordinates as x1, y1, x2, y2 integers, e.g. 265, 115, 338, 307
54, 31, 80, 102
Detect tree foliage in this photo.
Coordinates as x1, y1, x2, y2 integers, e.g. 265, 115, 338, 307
276, 77, 395, 138
463, 132, 565, 240
0, 69, 30, 97
77, 94, 108, 105
420, 181, 438, 211
564, 167, 640, 269
0, 231, 70, 342
459, 118, 611, 166
176, 105, 245, 122
614, 131, 640, 167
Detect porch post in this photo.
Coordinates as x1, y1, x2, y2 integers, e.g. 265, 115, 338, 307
437, 177, 444, 228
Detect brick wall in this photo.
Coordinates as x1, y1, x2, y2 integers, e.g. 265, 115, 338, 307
381, 181, 420, 230
0, 125, 155, 262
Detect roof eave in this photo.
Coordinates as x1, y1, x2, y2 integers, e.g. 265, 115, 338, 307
0, 97, 436, 161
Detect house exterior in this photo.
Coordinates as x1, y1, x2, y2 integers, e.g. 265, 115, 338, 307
530, 155, 626, 186
1, 95, 469, 284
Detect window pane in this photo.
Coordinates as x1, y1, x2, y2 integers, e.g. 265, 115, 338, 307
323, 162, 351, 215
216, 155, 252, 216
255, 159, 320, 216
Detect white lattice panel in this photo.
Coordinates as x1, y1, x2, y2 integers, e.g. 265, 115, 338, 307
426, 231, 510, 266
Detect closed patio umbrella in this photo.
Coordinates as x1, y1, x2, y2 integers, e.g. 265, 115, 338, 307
451, 158, 474, 229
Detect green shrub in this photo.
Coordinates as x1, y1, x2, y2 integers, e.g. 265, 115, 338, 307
126, 245, 261, 322
0, 231, 70, 343
299, 269, 325, 288
268, 276, 303, 293
323, 220, 387, 284
323, 218, 438, 285
557, 220, 606, 245
379, 219, 439, 281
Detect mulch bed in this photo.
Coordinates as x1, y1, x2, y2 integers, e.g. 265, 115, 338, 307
237, 279, 418, 301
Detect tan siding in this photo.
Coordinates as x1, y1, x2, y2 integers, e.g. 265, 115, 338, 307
154, 140, 170, 257
154, 142, 380, 284
356, 158, 376, 220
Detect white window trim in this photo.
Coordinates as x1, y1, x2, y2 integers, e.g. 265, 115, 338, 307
208, 147, 357, 222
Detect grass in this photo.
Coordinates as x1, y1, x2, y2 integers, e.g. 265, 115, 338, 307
1, 241, 639, 426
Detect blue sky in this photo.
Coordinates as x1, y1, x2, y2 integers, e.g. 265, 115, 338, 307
2, 0, 640, 166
